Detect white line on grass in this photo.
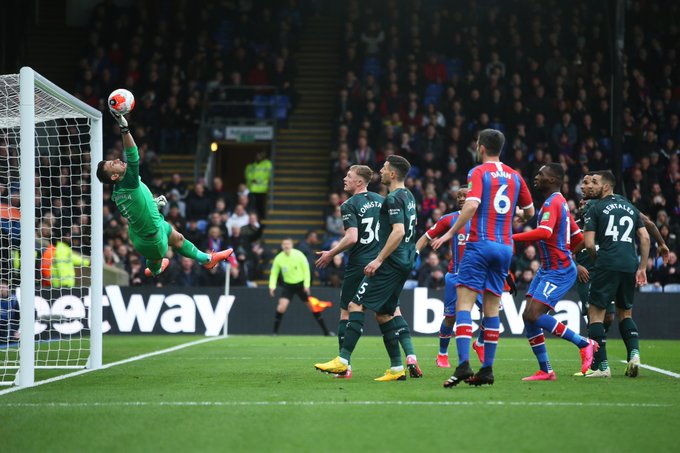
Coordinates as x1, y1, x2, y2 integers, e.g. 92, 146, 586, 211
619, 361, 680, 378
0, 400, 671, 408
0, 336, 226, 397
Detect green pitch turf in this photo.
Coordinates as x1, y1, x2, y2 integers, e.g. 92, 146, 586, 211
2, 335, 679, 452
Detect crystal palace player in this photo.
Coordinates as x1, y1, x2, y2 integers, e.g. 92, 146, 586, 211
432, 129, 534, 387
512, 164, 598, 381
417, 187, 517, 368
96, 111, 233, 276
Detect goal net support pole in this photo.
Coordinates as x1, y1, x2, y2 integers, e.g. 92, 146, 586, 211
15, 67, 103, 387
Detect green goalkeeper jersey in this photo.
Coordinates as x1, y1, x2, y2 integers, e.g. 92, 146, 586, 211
110, 145, 165, 236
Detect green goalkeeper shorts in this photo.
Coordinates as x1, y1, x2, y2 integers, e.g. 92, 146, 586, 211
128, 220, 172, 261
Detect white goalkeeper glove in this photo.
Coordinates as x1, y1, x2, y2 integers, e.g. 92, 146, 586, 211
109, 110, 129, 133
154, 195, 168, 210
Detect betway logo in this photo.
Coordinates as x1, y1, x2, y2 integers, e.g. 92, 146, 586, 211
411, 288, 581, 335
103, 286, 235, 336
18, 286, 236, 336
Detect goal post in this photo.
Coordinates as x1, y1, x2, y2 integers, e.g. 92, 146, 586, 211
1, 67, 103, 387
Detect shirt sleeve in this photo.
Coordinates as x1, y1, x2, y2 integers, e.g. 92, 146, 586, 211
466, 167, 482, 204
386, 195, 404, 225
341, 202, 357, 230
119, 145, 140, 189
516, 173, 533, 209
584, 206, 597, 232
537, 200, 559, 233
425, 214, 453, 240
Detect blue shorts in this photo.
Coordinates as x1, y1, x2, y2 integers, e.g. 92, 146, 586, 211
527, 264, 577, 309
456, 241, 512, 296
444, 272, 483, 316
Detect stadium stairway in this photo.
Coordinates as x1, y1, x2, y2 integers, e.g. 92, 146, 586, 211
154, 155, 206, 187
258, 16, 339, 285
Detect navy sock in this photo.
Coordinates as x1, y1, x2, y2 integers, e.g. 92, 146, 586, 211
526, 322, 552, 372
439, 321, 453, 355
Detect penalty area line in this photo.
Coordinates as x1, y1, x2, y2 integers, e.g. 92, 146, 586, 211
619, 361, 680, 378
0, 336, 226, 397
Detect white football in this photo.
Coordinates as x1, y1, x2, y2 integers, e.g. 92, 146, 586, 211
108, 88, 135, 115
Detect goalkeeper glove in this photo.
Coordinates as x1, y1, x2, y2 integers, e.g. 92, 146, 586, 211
154, 195, 167, 210
110, 110, 129, 134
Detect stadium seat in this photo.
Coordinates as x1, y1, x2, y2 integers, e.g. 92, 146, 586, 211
253, 95, 272, 119
445, 58, 464, 78
663, 284, 680, 293
622, 153, 634, 170
598, 137, 613, 153
274, 95, 291, 120
363, 57, 381, 78
639, 284, 663, 293
422, 95, 439, 107
425, 83, 444, 99
489, 121, 505, 133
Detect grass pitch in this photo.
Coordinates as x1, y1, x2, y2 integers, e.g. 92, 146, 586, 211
2, 335, 679, 452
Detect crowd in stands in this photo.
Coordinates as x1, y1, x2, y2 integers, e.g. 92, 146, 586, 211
74, 0, 307, 286
322, 0, 680, 290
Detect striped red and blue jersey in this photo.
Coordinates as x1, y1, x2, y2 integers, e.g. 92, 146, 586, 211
425, 211, 471, 274
536, 192, 582, 270
466, 162, 533, 246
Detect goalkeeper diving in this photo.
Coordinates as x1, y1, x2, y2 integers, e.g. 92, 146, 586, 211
96, 110, 233, 276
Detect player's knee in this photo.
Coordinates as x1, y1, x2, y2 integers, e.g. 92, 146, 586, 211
522, 305, 539, 323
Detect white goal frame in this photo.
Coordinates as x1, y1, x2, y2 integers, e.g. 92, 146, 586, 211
15, 67, 103, 387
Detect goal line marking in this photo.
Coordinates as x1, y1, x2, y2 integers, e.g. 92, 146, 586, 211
0, 400, 672, 408
618, 361, 680, 378
0, 336, 226, 397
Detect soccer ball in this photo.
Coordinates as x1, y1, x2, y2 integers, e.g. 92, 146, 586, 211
108, 89, 135, 115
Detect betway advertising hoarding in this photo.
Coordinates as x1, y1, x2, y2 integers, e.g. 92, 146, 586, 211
84, 286, 680, 339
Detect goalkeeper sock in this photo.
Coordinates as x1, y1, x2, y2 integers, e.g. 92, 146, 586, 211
176, 239, 210, 265
619, 318, 640, 361
337, 319, 349, 354
146, 259, 163, 276
393, 316, 415, 356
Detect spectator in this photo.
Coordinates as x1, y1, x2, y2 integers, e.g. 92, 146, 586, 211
417, 252, 447, 289
177, 256, 202, 287
226, 204, 250, 235
325, 205, 344, 241
185, 183, 213, 222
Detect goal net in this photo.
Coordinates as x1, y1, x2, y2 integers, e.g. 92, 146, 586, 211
0, 67, 103, 387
